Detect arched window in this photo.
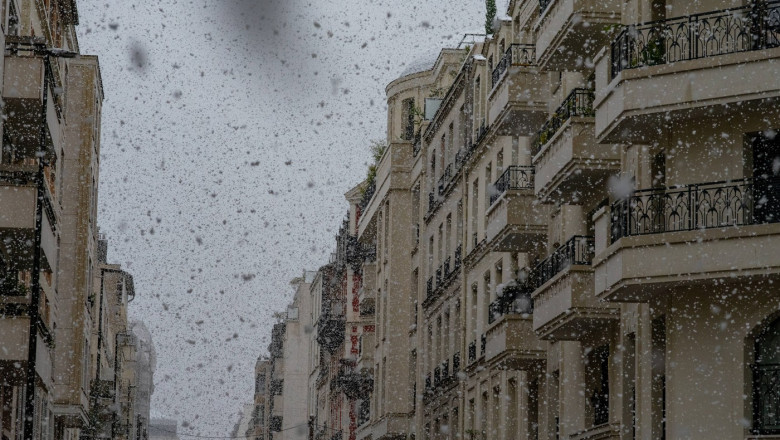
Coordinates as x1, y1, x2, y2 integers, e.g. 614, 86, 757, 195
753, 318, 780, 434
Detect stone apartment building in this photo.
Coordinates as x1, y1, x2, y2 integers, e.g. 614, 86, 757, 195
254, 0, 780, 439
131, 321, 157, 440
0, 1, 151, 439
244, 272, 319, 440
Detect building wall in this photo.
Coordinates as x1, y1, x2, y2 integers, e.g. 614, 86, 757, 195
280, 276, 314, 440
252, 1, 780, 440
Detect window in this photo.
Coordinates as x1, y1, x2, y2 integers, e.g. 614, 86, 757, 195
445, 214, 452, 259
402, 98, 415, 140
7, 0, 18, 36
754, 317, 780, 434
586, 345, 610, 427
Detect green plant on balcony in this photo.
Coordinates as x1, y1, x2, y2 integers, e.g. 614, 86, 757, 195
640, 35, 666, 66
0, 275, 28, 297
538, 131, 549, 147
429, 87, 446, 98
363, 140, 387, 194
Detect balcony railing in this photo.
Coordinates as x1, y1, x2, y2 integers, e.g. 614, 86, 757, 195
532, 88, 595, 156
452, 352, 461, 375
610, 178, 775, 242
316, 315, 346, 353
359, 182, 376, 212
454, 144, 472, 171
331, 366, 374, 400
611, 1, 780, 78
404, 123, 415, 142
491, 44, 537, 88
531, 235, 595, 287
428, 192, 436, 214
539, 0, 554, 15
488, 282, 535, 324
434, 366, 441, 387
425, 252, 463, 306
489, 166, 535, 205
438, 163, 454, 196
468, 341, 477, 364
441, 359, 450, 380
476, 120, 489, 144
753, 363, 780, 433
480, 334, 487, 355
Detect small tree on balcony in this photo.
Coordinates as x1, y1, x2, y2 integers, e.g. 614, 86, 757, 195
485, 0, 497, 34
364, 140, 387, 193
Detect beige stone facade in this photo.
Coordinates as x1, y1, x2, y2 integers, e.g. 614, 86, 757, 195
252, 1, 780, 439
0, 1, 150, 439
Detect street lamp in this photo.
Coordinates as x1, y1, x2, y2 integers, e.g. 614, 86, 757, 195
12, 37, 77, 440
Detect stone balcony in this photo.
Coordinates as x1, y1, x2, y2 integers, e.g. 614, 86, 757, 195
0, 167, 58, 274
0, 305, 55, 389
569, 423, 621, 440
530, 236, 619, 340
3, 40, 64, 158
532, 89, 620, 202
484, 311, 545, 369
595, 2, 780, 143
488, 44, 552, 137
593, 178, 780, 302
534, 0, 621, 71
486, 166, 549, 253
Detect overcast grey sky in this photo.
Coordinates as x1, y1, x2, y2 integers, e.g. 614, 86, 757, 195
77, 0, 483, 436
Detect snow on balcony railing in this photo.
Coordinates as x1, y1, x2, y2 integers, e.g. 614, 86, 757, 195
610, 1, 780, 78
609, 177, 778, 243
490, 44, 536, 89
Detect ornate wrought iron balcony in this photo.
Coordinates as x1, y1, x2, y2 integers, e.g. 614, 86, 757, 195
428, 191, 436, 214
452, 352, 460, 375
316, 315, 346, 353
359, 182, 375, 212
269, 379, 283, 396
611, 1, 780, 79
610, 178, 776, 242
491, 44, 536, 89
532, 88, 595, 156
489, 166, 535, 206
539, 0, 554, 14
331, 365, 374, 400
488, 282, 534, 324
531, 235, 595, 287
468, 340, 477, 364
438, 163, 454, 196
